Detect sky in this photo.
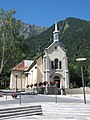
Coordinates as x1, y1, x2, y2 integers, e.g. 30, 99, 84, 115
0, 0, 90, 27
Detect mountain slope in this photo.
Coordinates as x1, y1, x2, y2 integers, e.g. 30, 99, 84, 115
19, 22, 47, 38
26, 17, 90, 62
25, 17, 90, 87
61, 17, 90, 61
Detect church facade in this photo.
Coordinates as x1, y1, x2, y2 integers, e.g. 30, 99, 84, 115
10, 23, 69, 90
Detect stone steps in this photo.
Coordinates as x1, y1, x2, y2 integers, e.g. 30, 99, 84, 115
0, 105, 42, 119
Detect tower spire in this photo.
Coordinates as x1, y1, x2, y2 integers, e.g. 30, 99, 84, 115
55, 21, 58, 31
53, 22, 59, 42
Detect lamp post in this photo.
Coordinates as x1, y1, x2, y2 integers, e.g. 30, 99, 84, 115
19, 72, 24, 105
76, 58, 87, 104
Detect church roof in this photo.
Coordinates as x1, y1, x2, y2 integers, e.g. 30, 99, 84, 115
25, 60, 37, 72
45, 41, 67, 52
11, 60, 34, 71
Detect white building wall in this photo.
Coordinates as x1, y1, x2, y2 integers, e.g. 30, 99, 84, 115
44, 42, 69, 88
37, 57, 43, 83
64, 57, 69, 88
10, 71, 26, 90
28, 64, 37, 85
44, 50, 50, 85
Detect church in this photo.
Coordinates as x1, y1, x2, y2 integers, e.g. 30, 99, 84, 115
10, 22, 69, 90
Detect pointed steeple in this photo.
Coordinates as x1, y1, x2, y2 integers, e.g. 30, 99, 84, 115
55, 21, 58, 32
53, 22, 59, 42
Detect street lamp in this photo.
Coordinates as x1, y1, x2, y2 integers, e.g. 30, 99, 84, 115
76, 58, 87, 104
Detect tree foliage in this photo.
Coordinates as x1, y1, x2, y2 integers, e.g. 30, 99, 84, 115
0, 9, 26, 87
0, 9, 90, 88
0, 9, 46, 88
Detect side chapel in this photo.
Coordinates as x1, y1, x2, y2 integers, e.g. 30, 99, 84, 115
10, 22, 69, 90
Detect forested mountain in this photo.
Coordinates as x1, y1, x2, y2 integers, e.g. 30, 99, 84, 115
0, 9, 90, 88
25, 17, 90, 87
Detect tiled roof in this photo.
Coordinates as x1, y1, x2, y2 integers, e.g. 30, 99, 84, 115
11, 60, 34, 71
12, 61, 25, 71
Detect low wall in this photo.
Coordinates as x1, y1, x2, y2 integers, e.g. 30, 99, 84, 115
66, 87, 90, 94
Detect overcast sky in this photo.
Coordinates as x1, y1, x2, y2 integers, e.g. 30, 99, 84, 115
0, 0, 90, 27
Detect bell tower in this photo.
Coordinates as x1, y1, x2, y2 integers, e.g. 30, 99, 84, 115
53, 22, 59, 42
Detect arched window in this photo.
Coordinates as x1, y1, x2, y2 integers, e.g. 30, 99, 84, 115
59, 61, 62, 69
51, 59, 61, 69
51, 61, 54, 69
55, 59, 58, 69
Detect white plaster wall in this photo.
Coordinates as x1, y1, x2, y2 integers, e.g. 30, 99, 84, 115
24, 60, 33, 70
10, 71, 26, 90
44, 41, 69, 88
37, 57, 43, 83
28, 64, 37, 85
47, 42, 66, 75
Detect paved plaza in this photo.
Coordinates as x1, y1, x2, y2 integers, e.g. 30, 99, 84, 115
0, 94, 90, 120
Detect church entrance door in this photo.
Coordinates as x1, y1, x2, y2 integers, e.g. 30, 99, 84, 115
53, 76, 60, 88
